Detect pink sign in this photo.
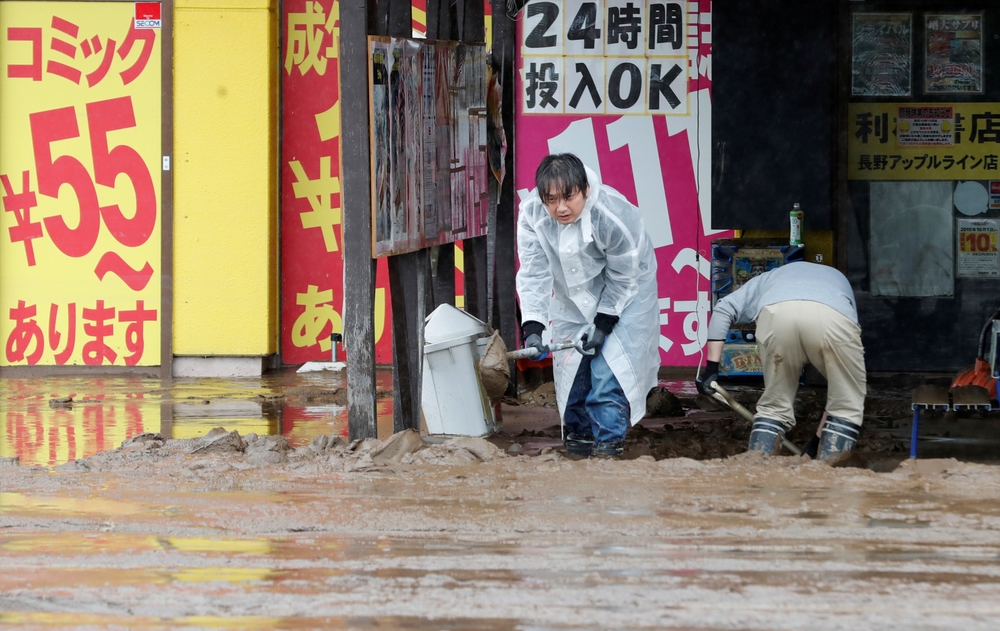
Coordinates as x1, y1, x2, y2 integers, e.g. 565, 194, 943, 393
515, 0, 727, 367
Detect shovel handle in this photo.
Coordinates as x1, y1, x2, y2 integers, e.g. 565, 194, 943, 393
506, 340, 576, 360
711, 382, 802, 456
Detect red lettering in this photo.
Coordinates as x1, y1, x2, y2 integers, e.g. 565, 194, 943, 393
30, 106, 101, 257
6, 300, 44, 365
0, 171, 43, 266
82, 300, 117, 365
87, 96, 157, 246
6, 27, 42, 80
118, 300, 157, 365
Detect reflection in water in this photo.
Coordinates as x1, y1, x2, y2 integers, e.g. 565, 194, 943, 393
0, 369, 396, 467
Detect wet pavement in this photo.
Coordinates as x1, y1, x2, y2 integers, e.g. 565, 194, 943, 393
3, 370, 1000, 629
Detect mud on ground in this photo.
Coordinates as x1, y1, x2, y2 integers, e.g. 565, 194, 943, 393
4, 420, 1000, 630
4, 373, 1000, 629
492, 377, 918, 467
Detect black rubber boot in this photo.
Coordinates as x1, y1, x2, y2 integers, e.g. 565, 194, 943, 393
591, 441, 624, 458
818, 417, 859, 462
564, 433, 595, 458
747, 418, 786, 455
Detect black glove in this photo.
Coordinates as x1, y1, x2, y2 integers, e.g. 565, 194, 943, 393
524, 333, 546, 357
582, 327, 606, 353
522, 321, 547, 359
695, 360, 720, 396
583, 313, 618, 354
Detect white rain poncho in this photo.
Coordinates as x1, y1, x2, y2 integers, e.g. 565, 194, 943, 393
516, 167, 660, 425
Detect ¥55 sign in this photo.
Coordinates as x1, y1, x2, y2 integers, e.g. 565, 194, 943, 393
0, 2, 162, 366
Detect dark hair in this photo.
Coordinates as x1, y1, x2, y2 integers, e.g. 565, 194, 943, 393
535, 153, 588, 200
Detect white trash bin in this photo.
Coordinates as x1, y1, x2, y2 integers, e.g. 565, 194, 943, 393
421, 304, 495, 437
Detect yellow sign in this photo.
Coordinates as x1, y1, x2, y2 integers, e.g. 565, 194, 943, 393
848, 102, 1000, 180
0, 2, 162, 366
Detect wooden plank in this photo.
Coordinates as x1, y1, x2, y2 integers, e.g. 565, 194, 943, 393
389, 251, 428, 432
464, 236, 488, 320
432, 245, 456, 307
491, 0, 518, 395
341, 0, 379, 440
388, 255, 413, 432
463, 0, 484, 43
381, 0, 420, 433
460, 0, 487, 321
425, 0, 441, 39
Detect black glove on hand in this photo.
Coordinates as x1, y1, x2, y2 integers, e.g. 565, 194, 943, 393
522, 321, 547, 358
583, 313, 618, 354
582, 327, 606, 353
524, 333, 546, 355
695, 360, 720, 396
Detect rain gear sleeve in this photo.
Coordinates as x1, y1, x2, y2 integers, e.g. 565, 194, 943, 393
516, 167, 660, 425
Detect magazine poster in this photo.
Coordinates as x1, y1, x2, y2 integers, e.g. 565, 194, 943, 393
852, 13, 912, 97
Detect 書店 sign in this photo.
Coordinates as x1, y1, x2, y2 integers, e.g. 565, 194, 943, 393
849, 102, 1000, 180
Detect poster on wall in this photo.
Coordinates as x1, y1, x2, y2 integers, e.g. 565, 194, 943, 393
897, 105, 953, 146
280, 0, 394, 365
0, 1, 163, 366
925, 14, 982, 95
369, 36, 488, 257
516, 0, 730, 367
851, 13, 911, 97
956, 218, 999, 278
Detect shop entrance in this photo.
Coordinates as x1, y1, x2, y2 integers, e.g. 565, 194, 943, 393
842, 1, 1000, 370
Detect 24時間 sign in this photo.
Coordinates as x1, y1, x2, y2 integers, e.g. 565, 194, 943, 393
520, 0, 690, 116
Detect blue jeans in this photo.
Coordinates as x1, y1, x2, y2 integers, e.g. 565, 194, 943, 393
563, 352, 630, 444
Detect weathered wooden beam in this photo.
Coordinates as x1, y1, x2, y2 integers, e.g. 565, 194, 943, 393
464, 236, 488, 320
378, 0, 422, 433
388, 251, 426, 433
425, 0, 456, 313
341, 0, 379, 440
463, 0, 484, 43
492, 0, 518, 395
460, 0, 487, 321
431, 245, 455, 307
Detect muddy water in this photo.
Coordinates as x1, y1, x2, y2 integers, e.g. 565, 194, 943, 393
3, 441, 1000, 630
4, 373, 1000, 629
0, 371, 396, 467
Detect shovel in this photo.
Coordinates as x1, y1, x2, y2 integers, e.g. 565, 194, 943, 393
710, 381, 802, 456
479, 329, 590, 405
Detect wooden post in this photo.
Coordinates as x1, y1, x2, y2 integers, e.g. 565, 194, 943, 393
426, 0, 456, 310
431, 245, 455, 307
491, 0, 518, 394
378, 0, 423, 434
341, 0, 379, 440
388, 250, 427, 433
461, 0, 488, 321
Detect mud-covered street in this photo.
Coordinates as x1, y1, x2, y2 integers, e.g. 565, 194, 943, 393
3, 372, 1000, 630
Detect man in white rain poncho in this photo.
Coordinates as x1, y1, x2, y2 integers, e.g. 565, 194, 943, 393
517, 153, 660, 458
